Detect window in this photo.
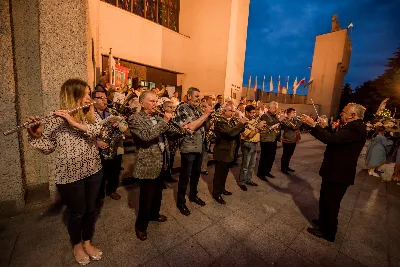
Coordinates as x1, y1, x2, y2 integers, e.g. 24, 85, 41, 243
101, 0, 179, 32
118, 0, 132, 11
133, 0, 144, 16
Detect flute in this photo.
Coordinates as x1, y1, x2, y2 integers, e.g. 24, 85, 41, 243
3, 102, 93, 136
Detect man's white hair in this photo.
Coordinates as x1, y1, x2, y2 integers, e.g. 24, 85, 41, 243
346, 103, 366, 119
268, 101, 279, 109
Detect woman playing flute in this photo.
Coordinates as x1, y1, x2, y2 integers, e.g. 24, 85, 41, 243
25, 79, 103, 265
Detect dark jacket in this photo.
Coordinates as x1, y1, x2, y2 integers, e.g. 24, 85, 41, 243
128, 111, 182, 179
282, 119, 302, 143
260, 112, 281, 142
213, 118, 245, 162
310, 119, 367, 185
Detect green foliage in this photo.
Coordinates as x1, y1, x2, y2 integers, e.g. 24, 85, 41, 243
340, 43, 400, 121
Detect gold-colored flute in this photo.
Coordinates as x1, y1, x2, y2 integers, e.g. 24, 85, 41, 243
3, 102, 94, 136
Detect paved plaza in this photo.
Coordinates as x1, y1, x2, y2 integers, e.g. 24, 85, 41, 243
1, 134, 400, 267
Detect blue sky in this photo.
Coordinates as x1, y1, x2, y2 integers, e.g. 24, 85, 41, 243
243, 0, 400, 95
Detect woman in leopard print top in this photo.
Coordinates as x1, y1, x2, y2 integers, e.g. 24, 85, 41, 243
26, 79, 104, 265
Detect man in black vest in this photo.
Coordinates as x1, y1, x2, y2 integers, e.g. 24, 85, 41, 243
301, 103, 367, 242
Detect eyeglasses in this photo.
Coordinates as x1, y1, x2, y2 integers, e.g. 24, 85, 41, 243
94, 96, 107, 100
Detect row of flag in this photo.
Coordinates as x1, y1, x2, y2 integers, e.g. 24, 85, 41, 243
247, 75, 313, 95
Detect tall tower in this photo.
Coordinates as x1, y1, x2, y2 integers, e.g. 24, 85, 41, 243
307, 14, 352, 118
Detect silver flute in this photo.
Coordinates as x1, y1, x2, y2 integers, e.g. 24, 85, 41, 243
3, 102, 94, 136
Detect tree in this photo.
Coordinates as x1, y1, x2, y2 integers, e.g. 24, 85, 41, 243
350, 43, 400, 121
339, 83, 353, 112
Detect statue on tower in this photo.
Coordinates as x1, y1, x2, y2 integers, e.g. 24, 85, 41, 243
331, 14, 341, 32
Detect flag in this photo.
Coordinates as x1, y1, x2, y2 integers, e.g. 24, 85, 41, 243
278, 75, 281, 93
292, 77, 305, 95
269, 76, 273, 91
303, 78, 313, 89
282, 87, 287, 94
286, 76, 289, 94
108, 48, 116, 85
262, 75, 266, 92
248, 76, 252, 90
293, 77, 298, 89
348, 22, 353, 28
253, 76, 258, 92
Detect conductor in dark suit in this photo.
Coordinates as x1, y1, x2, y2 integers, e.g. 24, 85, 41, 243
212, 104, 248, 204
301, 103, 367, 242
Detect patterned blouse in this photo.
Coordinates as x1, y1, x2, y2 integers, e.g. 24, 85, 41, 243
28, 117, 103, 184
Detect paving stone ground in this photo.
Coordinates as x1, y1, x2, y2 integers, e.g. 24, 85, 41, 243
1, 133, 400, 267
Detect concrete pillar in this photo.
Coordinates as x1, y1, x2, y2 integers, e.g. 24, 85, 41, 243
0, 1, 25, 214
0, 0, 94, 213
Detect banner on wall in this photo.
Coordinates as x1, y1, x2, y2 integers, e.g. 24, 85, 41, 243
166, 86, 176, 98
114, 64, 129, 87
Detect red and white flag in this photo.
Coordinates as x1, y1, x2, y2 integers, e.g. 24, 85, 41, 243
292, 77, 305, 93
253, 76, 258, 92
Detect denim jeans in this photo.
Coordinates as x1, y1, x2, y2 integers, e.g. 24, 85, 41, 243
239, 142, 257, 185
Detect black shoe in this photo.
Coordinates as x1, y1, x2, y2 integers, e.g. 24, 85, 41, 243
177, 204, 191, 216
150, 214, 168, 222
239, 185, 248, 191
281, 169, 290, 175
266, 173, 275, 178
307, 227, 335, 242
212, 194, 226, 204
257, 175, 268, 182
287, 167, 295, 172
135, 227, 147, 241
189, 196, 206, 206
222, 190, 232, 195
246, 181, 258, 186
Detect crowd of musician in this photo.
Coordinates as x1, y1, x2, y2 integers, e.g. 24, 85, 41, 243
24, 78, 347, 265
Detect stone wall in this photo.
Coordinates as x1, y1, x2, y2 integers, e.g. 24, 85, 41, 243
0, 0, 93, 214
11, 0, 49, 188
0, 1, 25, 213
37, 0, 91, 197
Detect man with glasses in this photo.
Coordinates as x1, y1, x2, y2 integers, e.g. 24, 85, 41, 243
238, 105, 266, 191
92, 90, 122, 204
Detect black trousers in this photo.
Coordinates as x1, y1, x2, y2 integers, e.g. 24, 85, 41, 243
56, 170, 103, 245
98, 155, 122, 199
135, 176, 163, 232
169, 151, 176, 172
177, 152, 202, 205
213, 161, 230, 195
318, 179, 349, 238
232, 138, 240, 163
281, 142, 296, 170
257, 141, 277, 176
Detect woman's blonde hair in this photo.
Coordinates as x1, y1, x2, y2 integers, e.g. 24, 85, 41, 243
60, 79, 95, 124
